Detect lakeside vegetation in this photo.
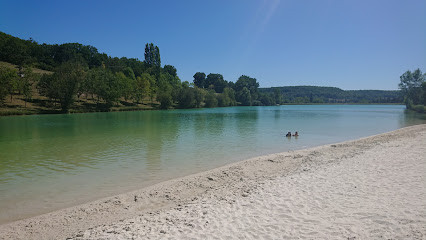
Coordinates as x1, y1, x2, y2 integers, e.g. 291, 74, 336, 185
398, 69, 426, 113
0, 31, 408, 116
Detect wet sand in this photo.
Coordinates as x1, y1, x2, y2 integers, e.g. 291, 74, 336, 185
1, 124, 425, 239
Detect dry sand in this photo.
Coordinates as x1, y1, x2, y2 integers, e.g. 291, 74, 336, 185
1, 124, 425, 239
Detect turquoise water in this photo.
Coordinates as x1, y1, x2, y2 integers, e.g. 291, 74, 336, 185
0, 105, 424, 223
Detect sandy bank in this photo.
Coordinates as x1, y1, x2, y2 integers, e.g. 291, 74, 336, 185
1, 124, 425, 239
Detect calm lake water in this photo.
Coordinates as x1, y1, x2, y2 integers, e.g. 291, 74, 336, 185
0, 105, 425, 223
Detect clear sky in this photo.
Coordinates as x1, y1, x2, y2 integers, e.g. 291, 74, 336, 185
1, 0, 425, 90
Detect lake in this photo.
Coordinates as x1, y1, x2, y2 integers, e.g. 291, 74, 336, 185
0, 105, 424, 223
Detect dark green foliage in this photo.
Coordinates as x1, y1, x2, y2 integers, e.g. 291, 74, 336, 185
0, 32, 107, 70
399, 69, 425, 107
193, 72, 206, 88
273, 88, 283, 104
205, 73, 227, 93
422, 82, 426, 105
177, 84, 197, 108
95, 69, 123, 107
144, 43, 161, 67
204, 90, 218, 108
115, 72, 133, 102
0, 31, 149, 76
193, 87, 205, 108
258, 92, 275, 106
134, 73, 152, 103
121, 58, 148, 77
157, 92, 172, 109
259, 86, 402, 104
218, 87, 237, 107
0, 66, 18, 104
237, 87, 252, 106
163, 65, 177, 77
38, 62, 86, 112
235, 75, 259, 105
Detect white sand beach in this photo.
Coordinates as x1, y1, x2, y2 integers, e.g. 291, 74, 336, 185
1, 124, 425, 239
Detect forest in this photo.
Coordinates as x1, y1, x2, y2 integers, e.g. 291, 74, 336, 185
259, 86, 401, 104
0, 31, 403, 115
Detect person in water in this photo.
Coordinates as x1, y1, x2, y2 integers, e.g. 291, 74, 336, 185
293, 131, 299, 137
286, 132, 292, 137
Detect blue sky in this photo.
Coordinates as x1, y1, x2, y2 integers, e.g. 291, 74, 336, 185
1, 0, 425, 90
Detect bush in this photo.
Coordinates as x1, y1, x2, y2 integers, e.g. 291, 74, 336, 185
157, 92, 172, 109
205, 91, 218, 108
411, 105, 426, 113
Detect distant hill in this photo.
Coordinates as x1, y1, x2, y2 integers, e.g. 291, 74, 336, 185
259, 86, 402, 104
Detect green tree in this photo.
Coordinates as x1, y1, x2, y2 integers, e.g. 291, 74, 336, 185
237, 87, 252, 106
206, 73, 227, 93
123, 67, 136, 80
0, 66, 18, 104
163, 65, 177, 77
204, 90, 218, 108
234, 75, 259, 104
96, 69, 122, 108
193, 86, 206, 108
218, 87, 236, 107
148, 75, 158, 104
84, 68, 101, 100
157, 92, 172, 109
114, 72, 132, 101
273, 88, 283, 104
144, 43, 161, 67
158, 72, 181, 103
258, 92, 274, 106
422, 81, 426, 105
193, 72, 206, 88
134, 73, 153, 103
118, 72, 134, 102
177, 83, 196, 108
38, 62, 86, 112
398, 69, 425, 106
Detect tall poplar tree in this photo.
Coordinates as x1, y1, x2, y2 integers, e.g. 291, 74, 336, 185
144, 43, 161, 67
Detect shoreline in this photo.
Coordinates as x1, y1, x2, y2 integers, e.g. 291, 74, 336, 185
1, 124, 425, 239
0, 103, 407, 118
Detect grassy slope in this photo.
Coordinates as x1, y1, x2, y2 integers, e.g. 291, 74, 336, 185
0, 61, 156, 116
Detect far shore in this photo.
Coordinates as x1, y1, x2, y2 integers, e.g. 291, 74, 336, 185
0, 103, 407, 117
0, 124, 425, 239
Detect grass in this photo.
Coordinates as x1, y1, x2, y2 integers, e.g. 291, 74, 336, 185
1, 94, 160, 116
0, 61, 53, 75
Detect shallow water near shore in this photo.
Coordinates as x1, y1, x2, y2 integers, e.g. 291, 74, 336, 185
0, 105, 424, 223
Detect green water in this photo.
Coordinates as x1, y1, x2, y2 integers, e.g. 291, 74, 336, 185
0, 105, 424, 223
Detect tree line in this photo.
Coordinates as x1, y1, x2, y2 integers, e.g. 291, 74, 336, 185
260, 86, 402, 104
0, 31, 409, 114
0, 31, 271, 112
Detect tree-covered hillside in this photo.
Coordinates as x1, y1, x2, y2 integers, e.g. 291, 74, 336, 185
259, 86, 402, 104
0, 31, 259, 114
